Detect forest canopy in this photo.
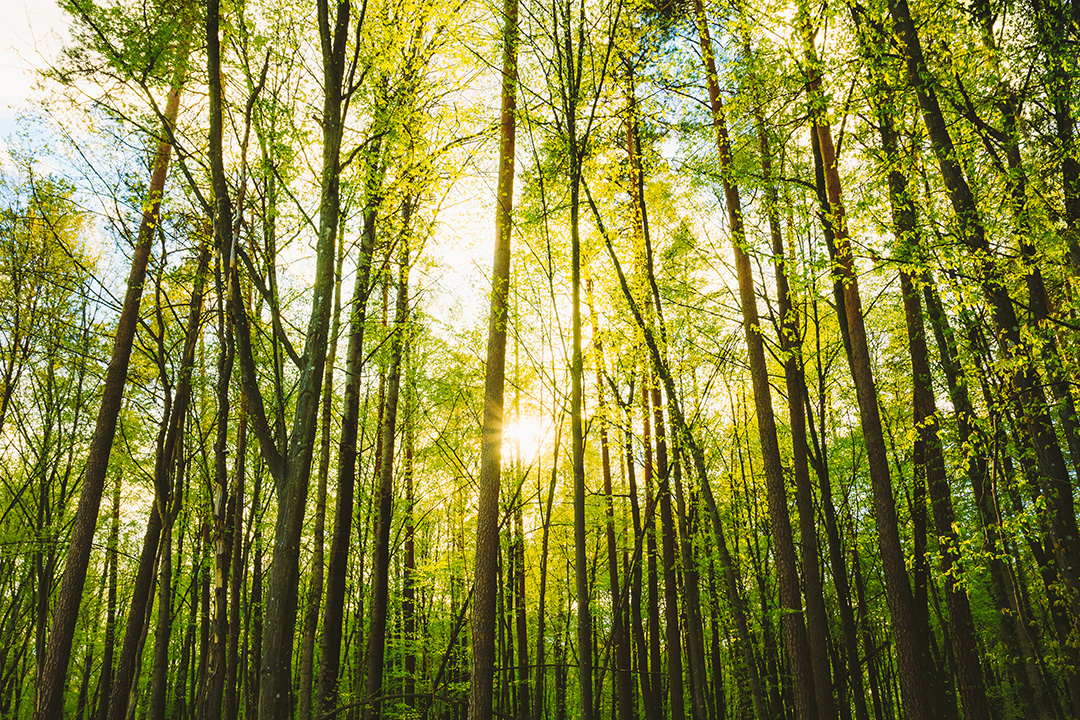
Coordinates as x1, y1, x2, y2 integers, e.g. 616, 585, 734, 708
1, 0, 1078, 719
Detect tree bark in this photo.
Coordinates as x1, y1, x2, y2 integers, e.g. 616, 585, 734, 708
743, 34, 841, 720
32, 55, 186, 720
93, 475, 122, 720
651, 379, 685, 720
403, 353, 417, 710
362, 218, 411, 720
585, 179, 767, 720
298, 244, 341, 720
197, 249, 237, 720
849, 25, 994, 715
468, 0, 517, 716
206, 0, 351, 714
798, 5, 935, 718
318, 136, 383, 715
586, 280, 633, 720
695, 7, 817, 720
888, 4, 1080, 690
224, 400, 247, 720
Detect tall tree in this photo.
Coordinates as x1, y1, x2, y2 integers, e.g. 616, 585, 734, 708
32, 42, 187, 720
468, 0, 518, 714
204, 0, 353, 716
886, 0, 1080, 708
362, 209, 412, 720
797, 3, 935, 717
694, 6, 819, 720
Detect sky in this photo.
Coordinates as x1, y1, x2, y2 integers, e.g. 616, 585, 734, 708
0, 0, 67, 149
0, 0, 496, 338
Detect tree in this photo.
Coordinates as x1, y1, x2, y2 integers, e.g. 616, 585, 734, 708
469, 0, 518, 714
33, 30, 188, 719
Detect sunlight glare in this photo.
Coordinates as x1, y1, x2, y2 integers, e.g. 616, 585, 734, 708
502, 415, 546, 465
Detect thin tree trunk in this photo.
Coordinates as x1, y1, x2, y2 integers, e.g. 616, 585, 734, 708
850, 25, 994, 714
569, 108, 596, 720
299, 231, 344, 720
642, 380, 662, 714
742, 32, 839, 720
671, 453, 710, 720
150, 524, 174, 720
152, 239, 211, 720
797, 5, 935, 718
224, 400, 247, 720
468, 0, 517, 715
887, 8, 1080, 706
586, 280, 633, 720
197, 250, 237, 720
624, 78, 662, 720
622, 393, 658, 720
695, 7, 817, 720
111, 239, 210, 720
511, 327, 530, 720
362, 214, 411, 720
708, 558, 726, 720
532, 424, 562, 720
585, 179, 767, 720
403, 350, 417, 710
921, 279, 1051, 720
246, 466, 263, 720
197, 525, 210, 715
901, 270, 991, 720
207, 0, 348, 713
318, 136, 383, 715
650, 379, 685, 720
32, 55, 186, 720
174, 527, 197, 720
1031, 0, 1080, 264
94, 475, 122, 720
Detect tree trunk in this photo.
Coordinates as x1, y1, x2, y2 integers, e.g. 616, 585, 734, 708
743, 33, 840, 720
245, 463, 263, 720
651, 379, 686, 720
671, 454, 710, 720
586, 179, 767, 720
849, 26, 994, 715
148, 243, 210, 720
299, 229, 343, 720
1031, 0, 1080, 263
150, 524, 174, 720
511, 330, 531, 720
642, 380, 662, 714
94, 475, 122, 720
206, 0, 350, 712
362, 215, 411, 720
224, 399, 247, 720
568, 96, 596, 720
887, 7, 1080, 702
469, 0, 517, 715
532, 424, 562, 720
695, 7, 817, 720
586, 281, 633, 720
921, 279, 1052, 720
32, 54, 186, 720
197, 250, 237, 720
622, 394, 659, 720
624, 79, 662, 720
317, 134, 383, 714
797, 5, 935, 718
403, 352, 417, 710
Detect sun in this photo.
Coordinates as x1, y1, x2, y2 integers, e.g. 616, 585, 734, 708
502, 414, 547, 464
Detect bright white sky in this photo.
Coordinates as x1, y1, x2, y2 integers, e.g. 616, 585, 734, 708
0, 0, 494, 327
0, 0, 66, 139
0, 0, 65, 113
